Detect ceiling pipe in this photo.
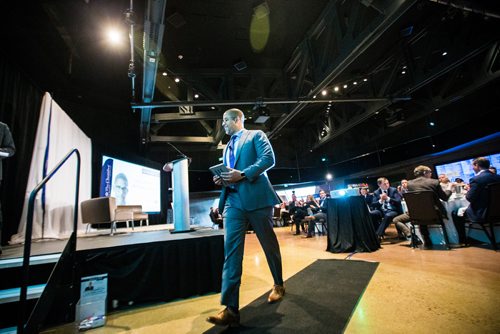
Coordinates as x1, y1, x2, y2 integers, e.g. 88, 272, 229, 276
429, 0, 500, 20
131, 97, 411, 109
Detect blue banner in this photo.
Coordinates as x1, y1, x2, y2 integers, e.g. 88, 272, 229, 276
99, 159, 113, 197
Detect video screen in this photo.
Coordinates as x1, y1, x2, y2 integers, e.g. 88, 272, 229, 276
100, 155, 161, 213
434, 153, 499, 183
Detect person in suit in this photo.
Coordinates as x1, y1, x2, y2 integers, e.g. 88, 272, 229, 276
0, 122, 15, 254
452, 157, 500, 243
304, 189, 328, 238
393, 165, 452, 247
372, 177, 403, 240
207, 108, 284, 327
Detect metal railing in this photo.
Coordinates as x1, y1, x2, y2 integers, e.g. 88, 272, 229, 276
18, 148, 81, 333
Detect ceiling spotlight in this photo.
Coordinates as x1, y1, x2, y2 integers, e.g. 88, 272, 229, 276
211, 106, 216, 110
343, 84, 348, 88
401, 70, 406, 74
429, 121, 435, 126
178, 54, 184, 59
162, 72, 168, 76
321, 157, 327, 162
194, 94, 199, 98
434, 108, 439, 111
442, 51, 447, 56
353, 81, 357, 85
334, 86, 339, 92
106, 27, 123, 45
321, 90, 328, 96
174, 78, 180, 83
313, 95, 317, 99
326, 173, 333, 181
363, 78, 368, 82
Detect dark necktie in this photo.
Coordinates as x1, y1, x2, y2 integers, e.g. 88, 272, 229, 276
228, 135, 236, 168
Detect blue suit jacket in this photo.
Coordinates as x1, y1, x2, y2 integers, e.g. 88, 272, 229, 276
218, 129, 280, 212
466, 170, 500, 222
372, 186, 403, 214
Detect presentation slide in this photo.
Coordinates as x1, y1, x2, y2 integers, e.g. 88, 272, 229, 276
435, 153, 499, 183
100, 155, 161, 213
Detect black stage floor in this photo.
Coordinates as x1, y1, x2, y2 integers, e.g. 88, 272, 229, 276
1, 225, 224, 260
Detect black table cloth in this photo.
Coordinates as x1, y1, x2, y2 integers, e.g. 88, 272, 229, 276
326, 196, 380, 253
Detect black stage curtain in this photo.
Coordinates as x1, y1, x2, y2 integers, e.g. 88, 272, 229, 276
326, 196, 380, 253
76, 235, 224, 308
0, 54, 43, 245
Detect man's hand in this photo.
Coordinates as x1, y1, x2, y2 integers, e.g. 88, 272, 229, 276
221, 168, 245, 184
213, 175, 222, 186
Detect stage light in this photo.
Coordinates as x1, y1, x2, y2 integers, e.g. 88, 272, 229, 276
178, 54, 184, 59
313, 95, 317, 99
363, 78, 368, 82
353, 81, 357, 85
321, 157, 327, 162
401, 70, 406, 74
343, 84, 348, 88
106, 27, 123, 45
321, 90, 328, 96
326, 173, 333, 181
174, 78, 180, 83
429, 121, 435, 126
442, 51, 447, 56
194, 94, 199, 99
162, 72, 167, 76
334, 86, 339, 92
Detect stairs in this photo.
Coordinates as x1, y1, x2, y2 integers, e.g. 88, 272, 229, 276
0, 254, 61, 331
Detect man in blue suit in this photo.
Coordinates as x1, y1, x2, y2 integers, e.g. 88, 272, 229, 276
372, 177, 403, 240
207, 108, 284, 327
453, 157, 500, 243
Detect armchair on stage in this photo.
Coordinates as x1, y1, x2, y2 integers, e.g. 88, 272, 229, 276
80, 197, 149, 235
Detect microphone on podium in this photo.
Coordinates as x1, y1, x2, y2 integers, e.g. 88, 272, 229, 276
163, 142, 191, 172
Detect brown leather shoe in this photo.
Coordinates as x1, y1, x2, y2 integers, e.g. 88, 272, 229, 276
206, 308, 240, 327
267, 285, 285, 303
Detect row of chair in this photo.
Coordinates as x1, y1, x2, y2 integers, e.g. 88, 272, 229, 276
402, 182, 500, 250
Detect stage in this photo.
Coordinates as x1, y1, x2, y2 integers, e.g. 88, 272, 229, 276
0, 225, 225, 330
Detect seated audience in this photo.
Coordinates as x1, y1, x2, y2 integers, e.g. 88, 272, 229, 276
398, 179, 409, 195
360, 187, 383, 229
209, 207, 223, 229
279, 202, 290, 225
452, 177, 468, 195
289, 199, 308, 235
439, 174, 453, 192
392, 165, 452, 247
452, 157, 500, 244
305, 190, 328, 238
489, 165, 497, 174
371, 177, 403, 240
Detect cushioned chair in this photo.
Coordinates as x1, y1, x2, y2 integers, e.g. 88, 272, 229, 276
465, 182, 500, 250
81, 197, 120, 235
116, 205, 149, 227
403, 191, 451, 249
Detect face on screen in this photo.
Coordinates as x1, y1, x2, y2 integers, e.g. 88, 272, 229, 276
112, 174, 128, 205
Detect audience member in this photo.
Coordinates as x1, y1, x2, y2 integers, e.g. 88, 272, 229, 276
398, 179, 409, 195
371, 177, 403, 240
489, 166, 497, 174
393, 165, 452, 247
360, 187, 383, 229
452, 157, 500, 244
439, 174, 453, 192
452, 177, 468, 195
304, 190, 328, 238
289, 199, 308, 235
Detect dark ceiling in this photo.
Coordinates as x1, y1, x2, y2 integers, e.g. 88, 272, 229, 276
1, 0, 500, 189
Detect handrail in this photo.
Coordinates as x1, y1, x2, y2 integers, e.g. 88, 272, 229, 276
18, 148, 81, 333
